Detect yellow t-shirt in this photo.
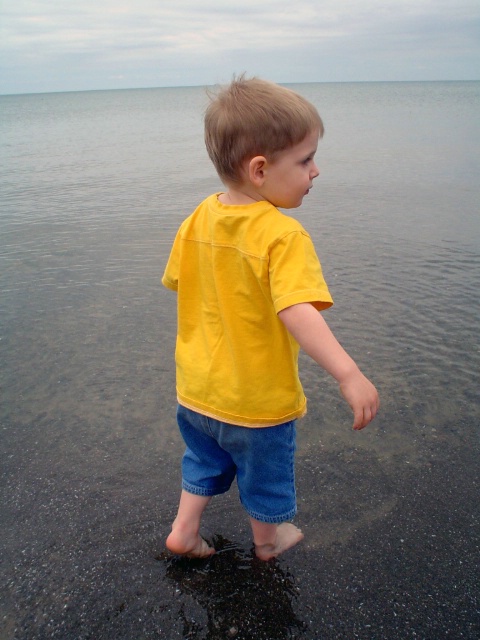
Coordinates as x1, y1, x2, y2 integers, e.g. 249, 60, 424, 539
162, 193, 333, 427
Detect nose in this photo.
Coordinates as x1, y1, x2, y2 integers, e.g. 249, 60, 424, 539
311, 162, 320, 179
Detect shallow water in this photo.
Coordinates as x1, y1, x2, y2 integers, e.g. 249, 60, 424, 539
1, 82, 479, 638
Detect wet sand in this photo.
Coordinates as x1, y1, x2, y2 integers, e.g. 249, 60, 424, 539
1, 373, 479, 639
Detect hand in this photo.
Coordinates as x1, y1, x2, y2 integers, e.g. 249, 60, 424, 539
339, 370, 379, 431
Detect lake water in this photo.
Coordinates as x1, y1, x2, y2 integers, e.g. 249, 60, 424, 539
1, 82, 479, 639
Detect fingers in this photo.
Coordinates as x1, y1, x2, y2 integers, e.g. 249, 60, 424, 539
352, 409, 367, 431
352, 399, 379, 430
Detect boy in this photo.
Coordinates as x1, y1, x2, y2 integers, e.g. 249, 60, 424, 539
162, 76, 379, 561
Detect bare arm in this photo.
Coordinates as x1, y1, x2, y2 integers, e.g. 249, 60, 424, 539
278, 302, 379, 430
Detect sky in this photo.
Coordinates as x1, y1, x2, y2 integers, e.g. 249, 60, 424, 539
1, 0, 479, 95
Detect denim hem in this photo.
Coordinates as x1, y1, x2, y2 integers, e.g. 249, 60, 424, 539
244, 505, 297, 524
182, 480, 230, 497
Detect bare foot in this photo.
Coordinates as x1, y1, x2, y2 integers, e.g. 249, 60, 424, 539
254, 523, 304, 561
166, 529, 215, 559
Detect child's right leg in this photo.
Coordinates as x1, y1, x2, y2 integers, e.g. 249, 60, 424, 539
166, 490, 215, 558
250, 518, 304, 561
167, 406, 237, 558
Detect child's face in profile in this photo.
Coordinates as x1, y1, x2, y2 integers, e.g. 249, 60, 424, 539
262, 129, 320, 209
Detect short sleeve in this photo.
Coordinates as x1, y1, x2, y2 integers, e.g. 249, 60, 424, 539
269, 230, 333, 313
161, 229, 182, 291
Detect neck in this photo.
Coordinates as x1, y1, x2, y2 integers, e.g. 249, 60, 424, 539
218, 187, 264, 206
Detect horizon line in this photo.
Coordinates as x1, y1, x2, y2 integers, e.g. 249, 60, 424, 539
1, 78, 479, 99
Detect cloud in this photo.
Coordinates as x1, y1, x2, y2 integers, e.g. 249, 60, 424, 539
1, 0, 479, 94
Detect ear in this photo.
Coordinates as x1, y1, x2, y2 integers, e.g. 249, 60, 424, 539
247, 156, 267, 186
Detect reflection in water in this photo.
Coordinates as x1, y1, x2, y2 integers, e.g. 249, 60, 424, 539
163, 536, 305, 639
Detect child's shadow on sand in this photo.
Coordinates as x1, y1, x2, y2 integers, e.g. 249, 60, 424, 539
161, 535, 305, 639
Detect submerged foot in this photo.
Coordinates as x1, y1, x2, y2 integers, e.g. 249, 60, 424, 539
254, 523, 304, 561
166, 529, 215, 559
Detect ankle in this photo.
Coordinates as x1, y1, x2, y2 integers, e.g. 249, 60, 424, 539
250, 520, 278, 548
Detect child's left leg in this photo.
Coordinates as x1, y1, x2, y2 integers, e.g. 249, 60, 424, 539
166, 490, 215, 558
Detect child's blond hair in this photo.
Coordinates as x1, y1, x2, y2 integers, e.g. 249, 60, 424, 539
204, 76, 324, 184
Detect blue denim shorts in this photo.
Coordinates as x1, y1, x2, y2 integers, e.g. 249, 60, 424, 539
177, 404, 297, 524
